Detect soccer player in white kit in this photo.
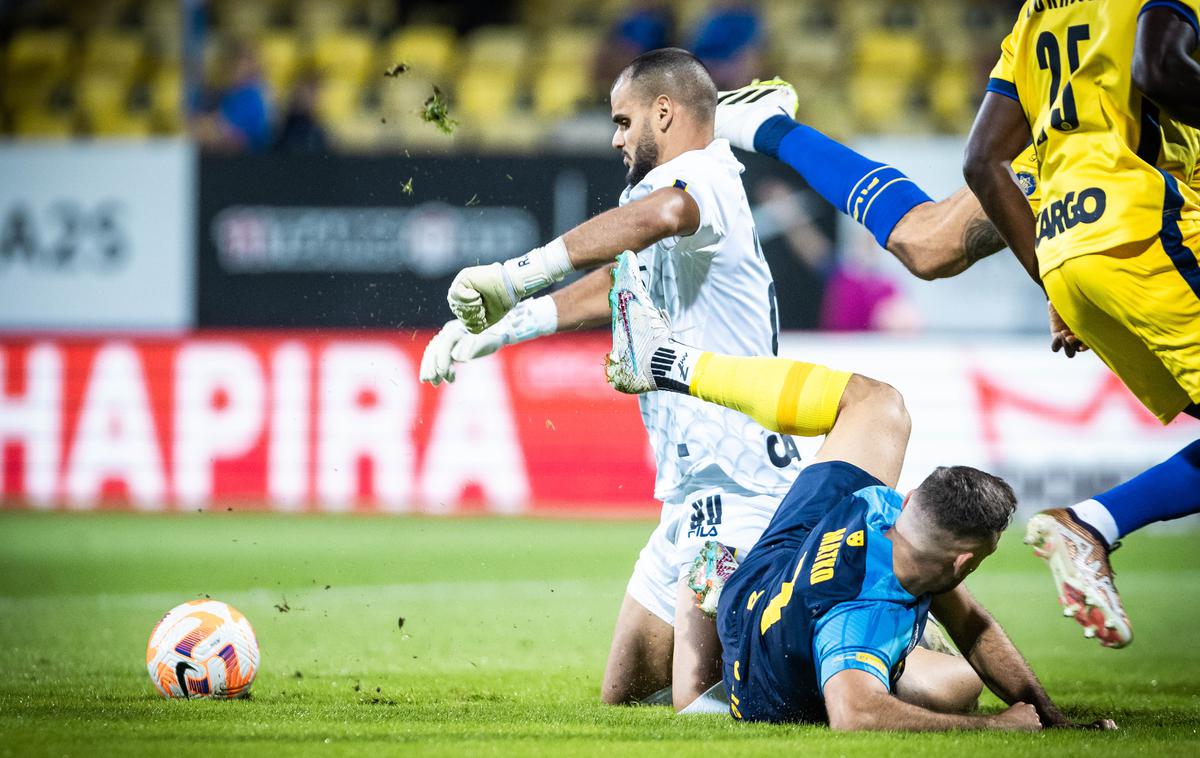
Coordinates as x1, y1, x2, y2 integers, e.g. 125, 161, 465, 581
420, 48, 804, 710
424, 47, 984, 715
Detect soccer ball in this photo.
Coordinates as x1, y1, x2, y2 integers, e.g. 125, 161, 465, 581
146, 599, 259, 699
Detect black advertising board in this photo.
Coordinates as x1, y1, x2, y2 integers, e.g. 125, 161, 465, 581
197, 151, 831, 328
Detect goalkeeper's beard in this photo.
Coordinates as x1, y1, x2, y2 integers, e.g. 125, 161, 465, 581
626, 124, 659, 187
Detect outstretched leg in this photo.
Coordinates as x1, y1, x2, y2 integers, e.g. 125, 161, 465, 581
715, 80, 1009, 279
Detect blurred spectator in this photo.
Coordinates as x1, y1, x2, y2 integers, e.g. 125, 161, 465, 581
751, 178, 831, 329
274, 72, 328, 153
689, 1, 763, 89
194, 43, 271, 153
752, 177, 920, 332
820, 233, 922, 333
595, 1, 674, 87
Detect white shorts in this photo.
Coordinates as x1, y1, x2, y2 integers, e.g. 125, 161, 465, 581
626, 486, 780, 625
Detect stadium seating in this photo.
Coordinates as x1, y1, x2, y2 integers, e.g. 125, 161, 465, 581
212, 0, 274, 38
11, 108, 74, 139
457, 67, 521, 122
463, 26, 528, 74
75, 72, 131, 126
314, 76, 362, 125
383, 25, 457, 82
294, 0, 347, 38
3, 29, 72, 111
256, 32, 301, 100
0, 0, 1011, 144
313, 32, 375, 88
149, 68, 183, 131
534, 67, 591, 119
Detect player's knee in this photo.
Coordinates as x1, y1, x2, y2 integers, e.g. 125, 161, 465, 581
600, 688, 631, 706
600, 675, 646, 706
843, 375, 910, 437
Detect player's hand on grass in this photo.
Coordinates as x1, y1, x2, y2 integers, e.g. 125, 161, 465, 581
1048, 302, 1088, 358
448, 263, 518, 334
988, 702, 1043, 731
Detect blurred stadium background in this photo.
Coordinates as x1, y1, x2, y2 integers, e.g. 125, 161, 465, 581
0, 0, 1196, 518
3, 2, 1200, 753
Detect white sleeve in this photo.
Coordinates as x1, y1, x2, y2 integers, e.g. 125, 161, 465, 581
637, 160, 727, 255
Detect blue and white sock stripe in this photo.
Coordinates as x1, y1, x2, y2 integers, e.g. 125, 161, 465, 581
846, 166, 931, 245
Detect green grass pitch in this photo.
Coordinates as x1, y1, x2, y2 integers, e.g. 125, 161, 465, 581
1, 511, 1198, 756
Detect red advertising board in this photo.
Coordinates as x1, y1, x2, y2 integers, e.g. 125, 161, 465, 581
3, 333, 1197, 516
0, 333, 657, 514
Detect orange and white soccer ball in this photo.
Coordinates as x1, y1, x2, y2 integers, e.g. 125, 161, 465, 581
146, 600, 259, 699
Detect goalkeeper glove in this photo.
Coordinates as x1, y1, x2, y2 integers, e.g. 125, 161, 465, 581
447, 237, 573, 333
420, 296, 558, 385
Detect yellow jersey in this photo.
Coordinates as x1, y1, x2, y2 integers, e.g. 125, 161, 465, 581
1010, 116, 1200, 217
989, 0, 1200, 276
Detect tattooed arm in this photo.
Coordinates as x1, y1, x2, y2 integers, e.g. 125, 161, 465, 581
884, 186, 1006, 281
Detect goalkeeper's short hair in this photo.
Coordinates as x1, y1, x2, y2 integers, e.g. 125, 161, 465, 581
617, 48, 717, 124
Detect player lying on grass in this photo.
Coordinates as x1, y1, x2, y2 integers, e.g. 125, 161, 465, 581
422, 47, 977, 713
963, 0, 1200, 649
605, 250, 1116, 731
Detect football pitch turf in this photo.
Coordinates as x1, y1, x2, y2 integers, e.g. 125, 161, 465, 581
1, 512, 1198, 756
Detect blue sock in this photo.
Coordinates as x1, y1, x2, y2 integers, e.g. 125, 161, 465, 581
753, 115, 932, 248
1094, 439, 1200, 539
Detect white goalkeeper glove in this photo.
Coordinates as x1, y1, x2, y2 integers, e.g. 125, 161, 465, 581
420, 296, 558, 386
447, 237, 573, 333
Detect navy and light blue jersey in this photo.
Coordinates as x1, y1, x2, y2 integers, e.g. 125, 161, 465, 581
717, 461, 930, 723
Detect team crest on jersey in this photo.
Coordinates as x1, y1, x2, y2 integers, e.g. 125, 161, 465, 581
688, 494, 723, 538
1015, 172, 1037, 197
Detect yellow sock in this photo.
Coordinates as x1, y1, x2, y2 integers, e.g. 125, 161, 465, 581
689, 353, 852, 436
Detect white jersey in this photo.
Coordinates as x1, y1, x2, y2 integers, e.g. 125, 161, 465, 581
619, 139, 803, 503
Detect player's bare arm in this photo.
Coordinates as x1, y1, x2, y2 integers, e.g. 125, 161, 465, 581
446, 58, 713, 335
963, 93, 1039, 286
552, 265, 617, 332
560, 189, 699, 270
440, 192, 694, 336
1133, 7, 1200, 129
824, 668, 1042, 732
420, 190, 695, 386
931, 585, 1064, 726
931, 584, 1117, 730
964, 95, 1089, 358
886, 188, 1007, 280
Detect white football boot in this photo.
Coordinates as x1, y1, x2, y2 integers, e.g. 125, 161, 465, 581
715, 78, 800, 152
686, 541, 740, 619
1025, 508, 1132, 648
606, 251, 674, 394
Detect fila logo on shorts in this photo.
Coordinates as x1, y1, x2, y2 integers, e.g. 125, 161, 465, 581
688, 494, 723, 538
